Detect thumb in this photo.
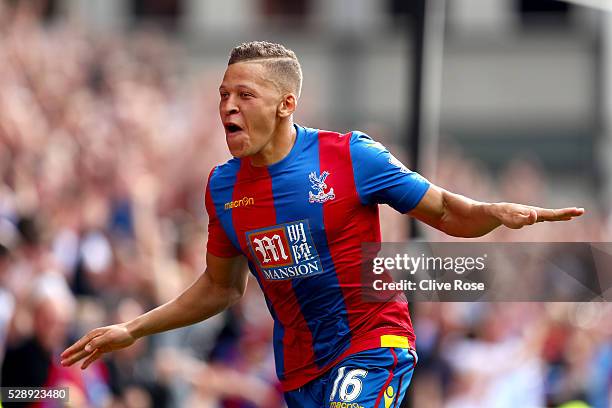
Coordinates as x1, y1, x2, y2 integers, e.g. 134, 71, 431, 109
516, 208, 536, 226
521, 207, 538, 225
527, 208, 538, 224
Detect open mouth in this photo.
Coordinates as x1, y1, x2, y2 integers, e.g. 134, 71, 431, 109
225, 123, 243, 134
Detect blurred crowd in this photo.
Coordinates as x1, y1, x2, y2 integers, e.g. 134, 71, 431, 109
0, 2, 611, 407
0, 2, 280, 407
408, 148, 612, 407
409, 301, 612, 408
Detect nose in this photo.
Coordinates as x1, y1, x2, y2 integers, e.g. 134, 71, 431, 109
221, 95, 239, 116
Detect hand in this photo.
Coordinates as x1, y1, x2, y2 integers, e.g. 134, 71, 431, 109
491, 203, 584, 229
60, 323, 136, 369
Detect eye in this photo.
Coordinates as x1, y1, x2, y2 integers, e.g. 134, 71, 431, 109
240, 92, 253, 98
219, 91, 229, 99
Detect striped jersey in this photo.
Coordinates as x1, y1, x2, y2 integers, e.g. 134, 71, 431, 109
205, 124, 430, 391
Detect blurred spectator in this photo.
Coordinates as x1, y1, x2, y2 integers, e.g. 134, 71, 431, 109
1, 274, 99, 407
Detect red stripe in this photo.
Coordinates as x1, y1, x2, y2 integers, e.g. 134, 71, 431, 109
317, 131, 414, 344
280, 327, 408, 391
231, 159, 316, 377
318, 131, 380, 331
204, 166, 217, 216
393, 373, 404, 408
375, 348, 399, 408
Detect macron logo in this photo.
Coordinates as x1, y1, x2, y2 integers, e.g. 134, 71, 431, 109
224, 196, 254, 210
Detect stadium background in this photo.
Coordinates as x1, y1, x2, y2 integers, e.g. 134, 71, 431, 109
0, 0, 611, 406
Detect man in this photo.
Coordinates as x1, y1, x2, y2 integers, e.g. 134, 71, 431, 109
61, 41, 584, 407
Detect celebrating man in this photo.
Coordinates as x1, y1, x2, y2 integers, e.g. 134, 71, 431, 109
62, 41, 583, 407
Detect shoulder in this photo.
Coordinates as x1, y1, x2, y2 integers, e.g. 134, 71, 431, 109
207, 158, 241, 189
297, 123, 374, 139
300, 126, 385, 161
347, 131, 404, 170
300, 125, 357, 151
349, 130, 385, 149
311, 128, 380, 148
296, 124, 388, 161
348, 131, 390, 157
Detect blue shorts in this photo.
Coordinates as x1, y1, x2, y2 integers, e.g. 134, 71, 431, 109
284, 347, 417, 408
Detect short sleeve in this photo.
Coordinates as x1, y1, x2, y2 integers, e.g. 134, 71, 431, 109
349, 131, 430, 213
205, 169, 242, 258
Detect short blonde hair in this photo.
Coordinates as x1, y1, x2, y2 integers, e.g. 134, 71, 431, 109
228, 41, 303, 98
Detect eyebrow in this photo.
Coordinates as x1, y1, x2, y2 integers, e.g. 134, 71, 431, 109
219, 84, 257, 92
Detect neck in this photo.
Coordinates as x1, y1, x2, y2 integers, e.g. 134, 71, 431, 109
250, 119, 296, 167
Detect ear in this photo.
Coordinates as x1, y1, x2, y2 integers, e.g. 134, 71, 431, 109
277, 94, 297, 118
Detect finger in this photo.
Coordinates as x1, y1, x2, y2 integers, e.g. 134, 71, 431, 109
535, 206, 583, 216
85, 335, 109, 353
549, 207, 584, 218
61, 348, 90, 367
536, 215, 575, 223
81, 349, 103, 370
534, 208, 558, 221
566, 207, 585, 216
536, 207, 584, 221
61, 329, 103, 358
61, 338, 88, 358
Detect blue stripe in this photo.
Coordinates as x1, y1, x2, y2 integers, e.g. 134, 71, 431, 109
248, 260, 286, 379
209, 161, 286, 379
271, 315, 285, 380
208, 161, 242, 252
269, 125, 351, 368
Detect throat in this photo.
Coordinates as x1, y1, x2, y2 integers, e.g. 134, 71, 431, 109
250, 125, 297, 167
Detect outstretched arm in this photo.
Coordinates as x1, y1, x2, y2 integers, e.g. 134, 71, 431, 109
409, 184, 584, 238
61, 252, 248, 369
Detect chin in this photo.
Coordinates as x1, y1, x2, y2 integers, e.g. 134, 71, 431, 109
227, 146, 251, 158
230, 151, 249, 158
226, 138, 251, 158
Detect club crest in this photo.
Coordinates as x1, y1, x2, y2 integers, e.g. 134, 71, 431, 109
308, 171, 335, 203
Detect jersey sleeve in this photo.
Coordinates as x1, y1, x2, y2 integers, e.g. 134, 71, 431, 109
349, 131, 431, 213
205, 168, 242, 258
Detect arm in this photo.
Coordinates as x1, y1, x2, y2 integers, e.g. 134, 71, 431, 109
409, 184, 584, 238
61, 252, 248, 369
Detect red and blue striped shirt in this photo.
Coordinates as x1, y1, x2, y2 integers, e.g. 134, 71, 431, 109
205, 124, 430, 391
